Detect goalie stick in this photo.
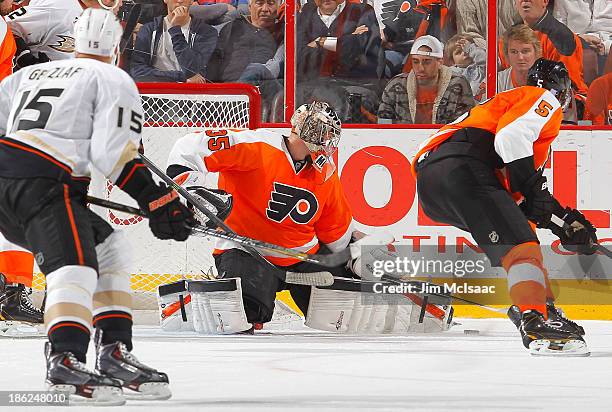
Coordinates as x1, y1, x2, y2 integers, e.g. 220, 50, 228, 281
85, 196, 337, 286
86, 195, 350, 268
380, 275, 508, 315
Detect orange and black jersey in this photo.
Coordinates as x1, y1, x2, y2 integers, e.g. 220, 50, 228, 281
412, 86, 563, 200
167, 128, 354, 266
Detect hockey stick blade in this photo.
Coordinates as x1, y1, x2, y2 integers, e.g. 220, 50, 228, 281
190, 225, 351, 267
286, 271, 334, 286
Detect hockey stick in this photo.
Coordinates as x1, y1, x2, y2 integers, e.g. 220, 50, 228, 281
597, 244, 612, 259
86, 195, 349, 268
86, 195, 335, 286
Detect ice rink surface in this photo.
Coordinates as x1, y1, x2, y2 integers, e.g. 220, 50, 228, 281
1, 319, 612, 411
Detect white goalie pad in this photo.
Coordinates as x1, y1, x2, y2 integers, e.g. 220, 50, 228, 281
187, 278, 251, 334
157, 281, 194, 332
305, 278, 453, 334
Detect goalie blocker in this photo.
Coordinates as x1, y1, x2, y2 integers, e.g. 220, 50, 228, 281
157, 277, 453, 334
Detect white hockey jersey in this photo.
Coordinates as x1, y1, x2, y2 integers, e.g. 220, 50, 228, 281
0, 58, 144, 183
5, 0, 82, 61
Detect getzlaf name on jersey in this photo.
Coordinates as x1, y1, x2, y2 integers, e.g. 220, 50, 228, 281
5, 0, 83, 63
0, 58, 143, 183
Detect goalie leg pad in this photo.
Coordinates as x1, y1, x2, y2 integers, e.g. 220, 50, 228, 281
305, 278, 453, 334
157, 281, 193, 332
187, 278, 251, 334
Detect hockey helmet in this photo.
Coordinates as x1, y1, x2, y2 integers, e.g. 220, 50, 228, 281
527, 58, 573, 112
74, 8, 123, 63
290, 101, 342, 181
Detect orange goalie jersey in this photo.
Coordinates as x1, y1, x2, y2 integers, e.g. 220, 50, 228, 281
412, 86, 563, 201
167, 128, 354, 266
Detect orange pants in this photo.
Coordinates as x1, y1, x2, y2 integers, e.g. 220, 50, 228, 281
0, 234, 34, 287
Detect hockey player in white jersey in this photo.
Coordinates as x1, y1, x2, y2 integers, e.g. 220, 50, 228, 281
5, 0, 122, 70
0, 8, 195, 405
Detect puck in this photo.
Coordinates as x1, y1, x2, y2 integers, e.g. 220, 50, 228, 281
464, 329, 480, 335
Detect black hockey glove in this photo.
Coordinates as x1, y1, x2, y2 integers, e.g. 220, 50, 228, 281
185, 186, 233, 229
137, 183, 196, 241
14, 50, 50, 70
519, 174, 564, 228
547, 208, 598, 255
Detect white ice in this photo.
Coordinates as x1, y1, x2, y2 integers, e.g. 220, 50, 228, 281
1, 319, 612, 411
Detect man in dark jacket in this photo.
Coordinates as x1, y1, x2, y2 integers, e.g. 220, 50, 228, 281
207, 0, 283, 83
296, 0, 383, 123
131, 0, 217, 82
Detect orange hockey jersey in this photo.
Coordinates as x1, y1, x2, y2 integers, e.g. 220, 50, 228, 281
0, 18, 16, 81
167, 128, 354, 266
412, 86, 563, 200
585, 73, 612, 126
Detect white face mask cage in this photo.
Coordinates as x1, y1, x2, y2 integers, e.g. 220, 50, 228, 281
291, 102, 342, 182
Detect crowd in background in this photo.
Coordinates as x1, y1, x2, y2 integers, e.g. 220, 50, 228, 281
3, 0, 611, 126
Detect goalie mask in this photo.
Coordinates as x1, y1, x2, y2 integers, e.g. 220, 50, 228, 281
74, 8, 123, 64
290, 101, 342, 182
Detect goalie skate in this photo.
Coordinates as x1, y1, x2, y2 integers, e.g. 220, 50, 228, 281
96, 341, 171, 400
519, 310, 590, 357
45, 343, 125, 406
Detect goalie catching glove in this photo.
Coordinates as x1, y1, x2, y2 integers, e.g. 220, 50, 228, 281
185, 186, 233, 228
137, 183, 196, 241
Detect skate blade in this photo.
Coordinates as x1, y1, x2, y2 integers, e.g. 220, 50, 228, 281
529, 339, 591, 357
124, 382, 172, 401
48, 384, 126, 406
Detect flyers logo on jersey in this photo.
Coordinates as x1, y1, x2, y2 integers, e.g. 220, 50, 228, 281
49, 35, 75, 53
266, 183, 319, 224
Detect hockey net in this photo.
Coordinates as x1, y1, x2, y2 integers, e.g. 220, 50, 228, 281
33, 83, 262, 320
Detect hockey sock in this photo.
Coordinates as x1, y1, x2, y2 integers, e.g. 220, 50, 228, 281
48, 322, 90, 363
93, 311, 133, 351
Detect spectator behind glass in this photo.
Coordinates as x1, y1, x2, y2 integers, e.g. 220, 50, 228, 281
190, 0, 247, 27
444, 33, 486, 101
131, 0, 218, 83
207, 0, 283, 83
380, 0, 455, 77
498, 24, 542, 91
455, 0, 521, 49
553, 0, 611, 56
377, 35, 475, 124
296, 0, 383, 122
585, 53, 612, 125
508, 0, 588, 96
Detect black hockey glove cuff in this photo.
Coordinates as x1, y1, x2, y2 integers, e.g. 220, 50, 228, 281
519, 173, 564, 228
507, 157, 563, 227
548, 208, 598, 255
137, 183, 196, 242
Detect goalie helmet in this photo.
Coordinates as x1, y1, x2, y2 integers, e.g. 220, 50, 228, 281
527, 58, 573, 112
290, 101, 342, 182
74, 8, 123, 63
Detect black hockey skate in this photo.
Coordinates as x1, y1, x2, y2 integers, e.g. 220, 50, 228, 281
507, 302, 585, 336
45, 342, 125, 406
0, 274, 44, 336
519, 310, 589, 356
96, 341, 171, 400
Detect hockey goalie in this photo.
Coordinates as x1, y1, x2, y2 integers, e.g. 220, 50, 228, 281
156, 101, 453, 335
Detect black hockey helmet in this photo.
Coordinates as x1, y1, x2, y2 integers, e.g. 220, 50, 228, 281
527, 58, 573, 112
